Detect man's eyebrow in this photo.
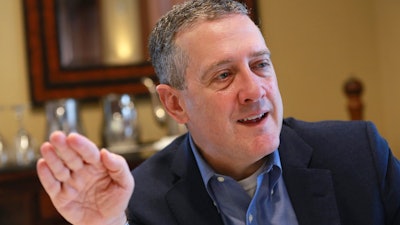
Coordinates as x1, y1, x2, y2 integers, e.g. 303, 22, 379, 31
251, 49, 271, 58
200, 59, 233, 82
200, 49, 271, 82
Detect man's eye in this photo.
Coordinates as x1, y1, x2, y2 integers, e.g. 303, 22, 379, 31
255, 61, 270, 69
217, 72, 230, 80
208, 71, 234, 90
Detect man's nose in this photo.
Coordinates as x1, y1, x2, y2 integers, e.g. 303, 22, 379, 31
237, 69, 265, 104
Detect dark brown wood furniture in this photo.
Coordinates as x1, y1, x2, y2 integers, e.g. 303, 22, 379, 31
0, 150, 154, 225
343, 77, 364, 120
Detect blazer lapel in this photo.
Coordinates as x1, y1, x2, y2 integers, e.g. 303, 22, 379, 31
165, 137, 224, 225
279, 125, 342, 225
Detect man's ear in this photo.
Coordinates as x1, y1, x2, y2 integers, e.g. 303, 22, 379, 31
156, 84, 188, 124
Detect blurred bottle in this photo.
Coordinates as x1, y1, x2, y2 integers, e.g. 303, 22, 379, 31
101, 93, 139, 153
141, 77, 186, 136
0, 134, 8, 168
45, 98, 85, 140
13, 104, 36, 166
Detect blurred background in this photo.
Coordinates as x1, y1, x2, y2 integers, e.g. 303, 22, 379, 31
0, 0, 399, 224
0, 0, 398, 157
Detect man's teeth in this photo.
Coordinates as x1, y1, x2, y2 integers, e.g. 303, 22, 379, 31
240, 113, 265, 122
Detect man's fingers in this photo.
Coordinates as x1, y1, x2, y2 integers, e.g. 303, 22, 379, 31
40, 142, 72, 182
37, 158, 61, 198
100, 149, 134, 190
65, 132, 101, 165
37, 158, 81, 212
49, 131, 84, 171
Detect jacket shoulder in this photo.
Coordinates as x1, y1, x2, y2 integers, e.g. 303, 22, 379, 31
282, 117, 381, 147
132, 134, 187, 179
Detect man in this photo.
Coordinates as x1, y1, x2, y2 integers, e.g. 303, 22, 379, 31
37, 0, 400, 225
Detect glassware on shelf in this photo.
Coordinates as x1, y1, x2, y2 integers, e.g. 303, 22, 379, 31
44, 98, 85, 140
101, 93, 140, 153
0, 106, 8, 168
12, 104, 36, 166
0, 133, 8, 168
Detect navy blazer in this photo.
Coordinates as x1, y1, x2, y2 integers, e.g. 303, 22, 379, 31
128, 118, 400, 225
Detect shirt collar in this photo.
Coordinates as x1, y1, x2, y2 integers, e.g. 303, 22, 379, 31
189, 134, 215, 186
188, 133, 282, 186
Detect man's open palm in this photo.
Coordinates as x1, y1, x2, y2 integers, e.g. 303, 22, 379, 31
37, 131, 134, 225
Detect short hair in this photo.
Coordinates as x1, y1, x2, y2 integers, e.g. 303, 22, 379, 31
148, 0, 249, 89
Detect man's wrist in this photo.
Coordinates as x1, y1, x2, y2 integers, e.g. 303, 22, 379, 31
107, 213, 128, 225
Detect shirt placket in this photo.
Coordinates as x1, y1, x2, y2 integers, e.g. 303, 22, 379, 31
246, 166, 280, 225
209, 175, 252, 225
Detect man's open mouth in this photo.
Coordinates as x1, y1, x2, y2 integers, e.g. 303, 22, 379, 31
238, 113, 267, 124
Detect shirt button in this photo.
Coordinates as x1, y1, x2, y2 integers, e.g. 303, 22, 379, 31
217, 176, 225, 182
248, 214, 254, 223
271, 189, 274, 196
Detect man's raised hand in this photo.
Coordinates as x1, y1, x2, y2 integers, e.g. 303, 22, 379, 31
37, 131, 134, 225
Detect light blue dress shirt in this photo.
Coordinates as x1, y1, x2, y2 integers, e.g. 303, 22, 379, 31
189, 135, 299, 225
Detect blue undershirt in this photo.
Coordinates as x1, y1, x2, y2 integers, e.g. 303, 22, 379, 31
189, 135, 299, 225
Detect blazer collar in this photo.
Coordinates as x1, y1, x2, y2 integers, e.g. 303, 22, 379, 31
279, 124, 342, 225
166, 134, 224, 225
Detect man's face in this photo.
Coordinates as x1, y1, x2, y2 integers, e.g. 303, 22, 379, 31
169, 14, 283, 176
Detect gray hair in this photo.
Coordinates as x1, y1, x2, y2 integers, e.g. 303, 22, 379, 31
148, 0, 249, 90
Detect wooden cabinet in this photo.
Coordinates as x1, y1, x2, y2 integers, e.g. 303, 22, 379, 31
0, 150, 154, 224
0, 167, 68, 225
